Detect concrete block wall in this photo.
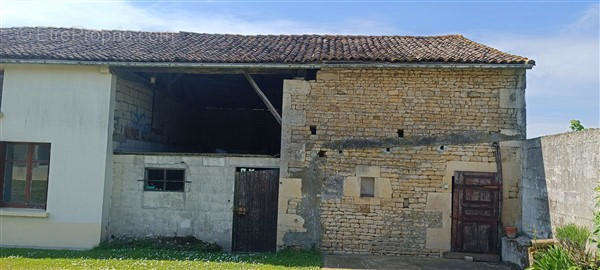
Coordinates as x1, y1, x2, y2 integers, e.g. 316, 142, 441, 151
112, 76, 183, 152
278, 68, 527, 256
109, 154, 279, 251
521, 128, 599, 238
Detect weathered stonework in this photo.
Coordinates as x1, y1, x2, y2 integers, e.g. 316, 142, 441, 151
278, 68, 526, 256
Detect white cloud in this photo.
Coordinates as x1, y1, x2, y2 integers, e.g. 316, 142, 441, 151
564, 3, 599, 35
0, 0, 397, 35
0, 0, 295, 33
491, 35, 598, 96
478, 5, 599, 138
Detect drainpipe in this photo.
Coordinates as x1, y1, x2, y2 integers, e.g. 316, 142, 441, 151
492, 141, 504, 253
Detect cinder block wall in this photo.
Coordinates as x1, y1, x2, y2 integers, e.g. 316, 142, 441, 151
109, 154, 279, 251
112, 75, 184, 152
278, 68, 526, 256
521, 128, 600, 239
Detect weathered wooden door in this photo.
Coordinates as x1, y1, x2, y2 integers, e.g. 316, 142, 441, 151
232, 168, 279, 252
451, 171, 501, 254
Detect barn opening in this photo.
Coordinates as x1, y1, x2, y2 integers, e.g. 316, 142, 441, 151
112, 69, 309, 156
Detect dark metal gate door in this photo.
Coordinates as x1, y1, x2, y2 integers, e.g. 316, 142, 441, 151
232, 168, 279, 252
451, 171, 501, 254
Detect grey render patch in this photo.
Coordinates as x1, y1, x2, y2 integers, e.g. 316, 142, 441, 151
322, 174, 344, 200
282, 158, 326, 249
322, 131, 522, 150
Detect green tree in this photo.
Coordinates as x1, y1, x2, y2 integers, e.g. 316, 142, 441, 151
570, 120, 585, 131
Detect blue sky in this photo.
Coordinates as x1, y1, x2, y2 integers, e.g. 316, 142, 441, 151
1, 0, 598, 138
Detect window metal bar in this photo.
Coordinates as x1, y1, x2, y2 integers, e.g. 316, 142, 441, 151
143, 168, 185, 192
0, 143, 5, 202
163, 169, 167, 191
24, 143, 34, 203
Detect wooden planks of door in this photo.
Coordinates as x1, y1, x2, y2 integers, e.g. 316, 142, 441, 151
451, 171, 501, 254
232, 168, 279, 252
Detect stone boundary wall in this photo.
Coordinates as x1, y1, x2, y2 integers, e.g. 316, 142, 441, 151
521, 128, 599, 239
109, 154, 279, 251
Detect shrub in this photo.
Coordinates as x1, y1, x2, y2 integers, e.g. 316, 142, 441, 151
593, 185, 600, 250
569, 120, 585, 131
556, 224, 591, 251
529, 224, 599, 270
530, 245, 577, 270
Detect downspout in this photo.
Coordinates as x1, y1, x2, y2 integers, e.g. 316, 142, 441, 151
493, 141, 504, 253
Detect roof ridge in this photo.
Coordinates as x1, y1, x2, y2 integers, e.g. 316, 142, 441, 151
0, 26, 184, 36
145, 31, 466, 39
1, 26, 464, 39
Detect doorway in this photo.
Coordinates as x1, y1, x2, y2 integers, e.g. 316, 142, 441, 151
451, 171, 501, 254
232, 168, 279, 252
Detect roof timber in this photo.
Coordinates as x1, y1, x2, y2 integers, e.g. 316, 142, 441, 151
243, 71, 282, 125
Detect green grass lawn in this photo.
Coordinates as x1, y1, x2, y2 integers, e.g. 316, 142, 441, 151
0, 239, 322, 270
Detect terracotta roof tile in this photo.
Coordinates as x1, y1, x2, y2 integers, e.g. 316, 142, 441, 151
0, 27, 534, 65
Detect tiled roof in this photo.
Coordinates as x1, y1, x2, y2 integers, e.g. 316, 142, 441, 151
0, 27, 534, 65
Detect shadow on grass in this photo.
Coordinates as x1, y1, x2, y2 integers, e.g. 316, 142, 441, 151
0, 238, 322, 268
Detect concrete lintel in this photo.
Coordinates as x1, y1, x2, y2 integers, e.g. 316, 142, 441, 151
316, 70, 339, 81
500, 140, 522, 148
203, 157, 226, 167
283, 80, 311, 95
355, 165, 381, 177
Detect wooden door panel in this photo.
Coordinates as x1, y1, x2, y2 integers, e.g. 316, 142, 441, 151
478, 224, 492, 253
464, 188, 493, 202
452, 171, 500, 254
232, 169, 279, 252
462, 222, 479, 251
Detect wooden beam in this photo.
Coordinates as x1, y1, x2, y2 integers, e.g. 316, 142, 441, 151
243, 72, 282, 125
112, 66, 302, 75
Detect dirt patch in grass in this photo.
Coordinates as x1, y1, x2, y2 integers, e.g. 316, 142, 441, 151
100, 236, 222, 252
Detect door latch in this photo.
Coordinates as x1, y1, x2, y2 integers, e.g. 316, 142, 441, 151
235, 206, 247, 215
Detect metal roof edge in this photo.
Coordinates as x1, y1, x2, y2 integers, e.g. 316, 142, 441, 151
0, 58, 535, 69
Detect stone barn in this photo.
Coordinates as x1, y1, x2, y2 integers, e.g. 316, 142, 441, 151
0, 27, 533, 257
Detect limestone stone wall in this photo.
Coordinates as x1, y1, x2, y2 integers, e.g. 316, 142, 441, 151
278, 68, 526, 256
109, 154, 279, 251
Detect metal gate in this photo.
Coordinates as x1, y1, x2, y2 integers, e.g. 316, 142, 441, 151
451, 171, 501, 254
232, 168, 279, 252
